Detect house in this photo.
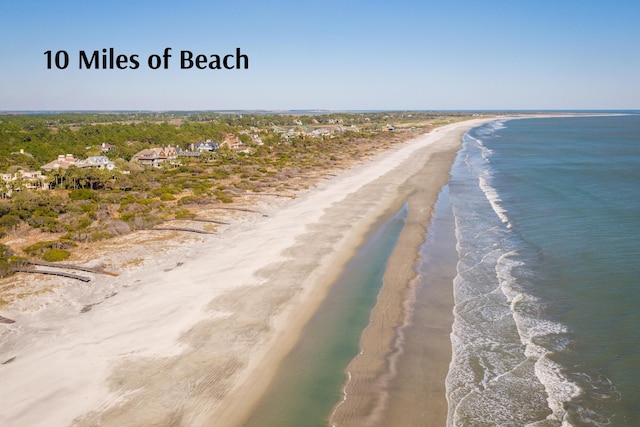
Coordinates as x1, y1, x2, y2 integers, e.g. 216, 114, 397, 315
10, 148, 35, 158
76, 156, 116, 170
176, 147, 201, 158
132, 146, 179, 167
251, 134, 263, 145
100, 143, 116, 153
283, 129, 297, 139
221, 133, 250, 153
41, 154, 79, 171
310, 128, 331, 138
1, 169, 49, 197
192, 140, 220, 152
221, 133, 240, 148
1, 170, 46, 187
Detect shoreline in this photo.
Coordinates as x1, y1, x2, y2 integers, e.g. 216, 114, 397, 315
218, 118, 493, 425
328, 124, 479, 426
0, 118, 490, 427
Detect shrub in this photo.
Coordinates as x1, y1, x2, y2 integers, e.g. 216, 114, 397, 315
43, 248, 71, 262
69, 189, 97, 201
0, 214, 21, 230
79, 203, 97, 214
119, 202, 152, 216
76, 217, 93, 229
0, 244, 12, 259
215, 191, 234, 203
151, 186, 180, 196
68, 230, 114, 243
102, 219, 131, 236
32, 205, 58, 217
127, 214, 162, 230
177, 196, 198, 205
159, 193, 175, 201
178, 196, 213, 206
26, 215, 69, 232
0, 245, 25, 277
192, 183, 211, 196
0, 203, 10, 217
174, 209, 196, 219
23, 239, 77, 257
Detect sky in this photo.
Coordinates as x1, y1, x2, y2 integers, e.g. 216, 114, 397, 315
1, 0, 639, 111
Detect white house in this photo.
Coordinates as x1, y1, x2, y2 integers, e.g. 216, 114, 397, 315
77, 156, 116, 170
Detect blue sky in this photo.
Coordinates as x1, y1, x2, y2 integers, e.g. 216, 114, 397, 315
2, 0, 639, 110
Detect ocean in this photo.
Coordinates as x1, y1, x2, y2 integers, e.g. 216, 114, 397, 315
241, 115, 639, 426
447, 115, 640, 426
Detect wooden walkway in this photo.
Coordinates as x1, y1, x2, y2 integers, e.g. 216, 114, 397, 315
14, 268, 92, 282
148, 227, 215, 235
26, 261, 118, 276
181, 218, 229, 225
0, 316, 16, 324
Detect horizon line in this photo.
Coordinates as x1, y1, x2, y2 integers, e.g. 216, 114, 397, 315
2, 108, 639, 115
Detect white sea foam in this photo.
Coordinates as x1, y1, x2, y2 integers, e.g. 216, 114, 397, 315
464, 130, 512, 228
447, 123, 583, 426
467, 133, 493, 160
489, 120, 506, 131
478, 174, 511, 227
496, 251, 581, 423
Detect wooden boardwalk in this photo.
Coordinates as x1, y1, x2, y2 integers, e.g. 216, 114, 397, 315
14, 268, 92, 282
26, 261, 118, 276
149, 227, 215, 235
0, 316, 16, 324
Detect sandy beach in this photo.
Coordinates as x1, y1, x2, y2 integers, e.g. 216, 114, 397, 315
328, 123, 478, 427
0, 119, 490, 427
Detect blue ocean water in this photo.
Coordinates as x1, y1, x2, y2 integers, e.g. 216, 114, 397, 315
446, 115, 640, 426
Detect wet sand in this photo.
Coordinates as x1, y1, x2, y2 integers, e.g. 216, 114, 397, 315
329, 125, 478, 426
0, 119, 490, 427
377, 186, 460, 426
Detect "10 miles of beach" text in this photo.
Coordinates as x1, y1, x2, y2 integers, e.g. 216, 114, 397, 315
44, 48, 249, 70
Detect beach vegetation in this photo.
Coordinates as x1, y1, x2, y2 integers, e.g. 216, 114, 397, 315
0, 110, 478, 273
0, 244, 16, 277
174, 208, 196, 219
69, 189, 98, 201
42, 248, 71, 262
0, 214, 21, 231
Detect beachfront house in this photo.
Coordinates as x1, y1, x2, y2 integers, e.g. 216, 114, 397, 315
192, 141, 220, 152
41, 154, 116, 172
132, 146, 179, 167
76, 156, 116, 170
41, 154, 79, 171
221, 133, 250, 153
310, 128, 331, 138
176, 147, 201, 158
1, 169, 49, 197
10, 148, 35, 158
100, 143, 116, 153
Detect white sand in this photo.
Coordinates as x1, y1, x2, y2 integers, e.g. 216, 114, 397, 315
0, 119, 489, 427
